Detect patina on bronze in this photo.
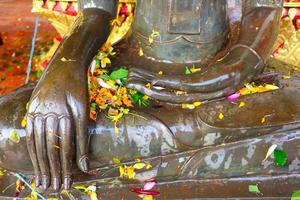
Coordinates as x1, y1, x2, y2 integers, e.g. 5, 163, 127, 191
1, 0, 300, 199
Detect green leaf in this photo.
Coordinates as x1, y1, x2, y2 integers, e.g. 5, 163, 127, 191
129, 92, 150, 107
274, 149, 287, 167
291, 190, 300, 200
5, 64, 12, 70
90, 103, 97, 111
141, 98, 150, 107
184, 67, 191, 75
119, 78, 127, 86
98, 74, 111, 81
109, 68, 128, 80
248, 185, 261, 194
129, 92, 142, 104
1, 73, 7, 81
36, 69, 43, 79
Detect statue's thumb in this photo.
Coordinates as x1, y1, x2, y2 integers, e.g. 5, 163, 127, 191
78, 155, 89, 173
68, 98, 90, 173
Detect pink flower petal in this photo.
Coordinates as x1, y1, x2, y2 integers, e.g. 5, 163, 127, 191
226, 92, 240, 101
143, 181, 156, 190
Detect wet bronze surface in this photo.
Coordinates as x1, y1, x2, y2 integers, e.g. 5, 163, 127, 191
2, 0, 300, 199
1, 73, 300, 199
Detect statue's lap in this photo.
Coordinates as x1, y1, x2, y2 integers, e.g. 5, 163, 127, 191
1, 76, 300, 178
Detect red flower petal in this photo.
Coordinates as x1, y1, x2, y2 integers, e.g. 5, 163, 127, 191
130, 188, 160, 196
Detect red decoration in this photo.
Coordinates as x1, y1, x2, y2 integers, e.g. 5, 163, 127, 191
130, 188, 160, 196
53, 1, 63, 12
119, 3, 129, 16
66, 2, 77, 16
41, 0, 48, 9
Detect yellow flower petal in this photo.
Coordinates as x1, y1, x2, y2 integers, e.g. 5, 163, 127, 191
89, 191, 98, 200
239, 101, 246, 108
73, 185, 88, 193
264, 84, 279, 90
146, 163, 152, 170
119, 166, 125, 178
139, 48, 144, 56
193, 101, 202, 107
261, 116, 266, 124
158, 71, 163, 75
148, 30, 160, 44
9, 130, 20, 144
143, 195, 154, 200
25, 183, 38, 200
148, 37, 153, 44
182, 104, 195, 109
146, 83, 152, 89
21, 117, 27, 128
128, 170, 136, 179
61, 57, 67, 62
102, 57, 111, 64
126, 166, 136, 179
119, 165, 136, 179
0, 168, 4, 177
190, 67, 201, 73
113, 157, 121, 164
219, 113, 224, 120
133, 162, 146, 170
115, 124, 120, 135
239, 88, 251, 96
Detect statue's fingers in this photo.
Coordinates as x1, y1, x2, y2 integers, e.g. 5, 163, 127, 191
59, 117, 74, 190
69, 98, 89, 173
128, 67, 157, 83
45, 116, 61, 191
34, 116, 50, 190
127, 80, 150, 94
128, 80, 236, 104
25, 116, 41, 187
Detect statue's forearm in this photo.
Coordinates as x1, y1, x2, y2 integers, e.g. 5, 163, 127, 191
48, 8, 113, 73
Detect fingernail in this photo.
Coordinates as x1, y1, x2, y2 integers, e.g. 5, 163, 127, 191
63, 176, 72, 190
42, 175, 50, 190
52, 177, 61, 191
80, 157, 89, 173
35, 176, 41, 187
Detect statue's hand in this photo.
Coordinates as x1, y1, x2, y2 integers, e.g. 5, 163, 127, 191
26, 62, 89, 190
127, 6, 282, 104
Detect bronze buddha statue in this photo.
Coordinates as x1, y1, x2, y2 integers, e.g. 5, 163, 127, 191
1, 0, 300, 199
